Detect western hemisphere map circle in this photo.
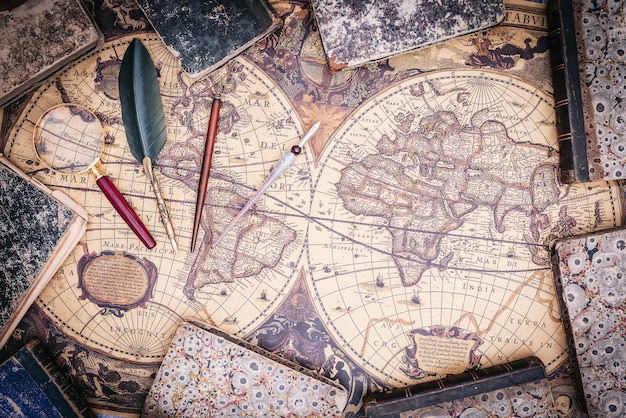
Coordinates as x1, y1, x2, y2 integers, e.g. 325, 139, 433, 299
4, 34, 309, 361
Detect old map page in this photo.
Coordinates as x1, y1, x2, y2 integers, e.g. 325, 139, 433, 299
1, 0, 622, 416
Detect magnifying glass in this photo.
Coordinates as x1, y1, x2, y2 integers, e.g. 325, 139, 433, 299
33, 103, 156, 249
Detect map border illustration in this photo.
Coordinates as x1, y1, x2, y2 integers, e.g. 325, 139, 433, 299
1, 1, 624, 417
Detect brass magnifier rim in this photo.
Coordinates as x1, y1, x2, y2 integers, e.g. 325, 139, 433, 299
33, 103, 107, 175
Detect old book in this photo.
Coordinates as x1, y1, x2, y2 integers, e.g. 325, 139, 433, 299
0, 154, 87, 348
310, 0, 507, 71
363, 357, 557, 417
0, 339, 95, 417
136, 0, 281, 79
547, 0, 626, 183
0, 0, 103, 108
142, 320, 348, 417
553, 227, 626, 417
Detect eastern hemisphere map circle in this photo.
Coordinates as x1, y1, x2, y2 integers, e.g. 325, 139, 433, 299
307, 69, 584, 386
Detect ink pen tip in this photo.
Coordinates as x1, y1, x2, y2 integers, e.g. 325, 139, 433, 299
211, 237, 222, 249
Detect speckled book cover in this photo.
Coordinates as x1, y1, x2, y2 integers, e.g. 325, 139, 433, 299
0, 155, 87, 348
136, 0, 282, 79
547, 0, 626, 184
311, 0, 507, 71
553, 228, 626, 417
0, 339, 95, 417
142, 320, 348, 417
363, 357, 556, 417
0, 0, 103, 107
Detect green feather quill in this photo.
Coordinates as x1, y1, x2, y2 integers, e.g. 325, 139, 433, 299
119, 38, 177, 252
119, 38, 167, 161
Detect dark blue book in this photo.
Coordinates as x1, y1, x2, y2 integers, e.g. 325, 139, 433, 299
0, 339, 95, 417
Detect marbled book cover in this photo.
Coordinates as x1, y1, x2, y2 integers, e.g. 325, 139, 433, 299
142, 320, 348, 417
136, 0, 281, 79
0, 0, 103, 107
0, 155, 87, 348
547, 0, 626, 183
554, 228, 626, 417
364, 357, 557, 417
311, 0, 506, 71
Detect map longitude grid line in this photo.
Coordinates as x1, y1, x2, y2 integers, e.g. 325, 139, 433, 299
0, 36, 303, 359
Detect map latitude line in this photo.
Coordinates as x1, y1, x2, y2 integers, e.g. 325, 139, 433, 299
35, 153, 544, 280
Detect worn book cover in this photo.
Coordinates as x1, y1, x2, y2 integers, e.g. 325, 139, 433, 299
310, 0, 507, 71
0, 155, 87, 348
547, 0, 626, 183
136, 0, 281, 79
553, 228, 626, 417
0, 0, 103, 108
364, 357, 557, 417
0, 339, 95, 417
142, 320, 348, 417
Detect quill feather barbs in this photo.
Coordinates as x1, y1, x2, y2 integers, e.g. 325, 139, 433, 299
119, 38, 167, 161
119, 38, 178, 252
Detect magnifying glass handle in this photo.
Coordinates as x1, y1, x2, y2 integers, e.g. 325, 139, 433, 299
96, 175, 157, 249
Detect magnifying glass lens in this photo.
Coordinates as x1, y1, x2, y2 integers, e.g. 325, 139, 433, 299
34, 104, 105, 174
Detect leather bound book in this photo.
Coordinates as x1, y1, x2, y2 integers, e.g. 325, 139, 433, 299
547, 0, 626, 183
363, 357, 556, 418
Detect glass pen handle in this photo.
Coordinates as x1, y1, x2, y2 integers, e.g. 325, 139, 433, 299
211, 122, 321, 248
96, 174, 157, 249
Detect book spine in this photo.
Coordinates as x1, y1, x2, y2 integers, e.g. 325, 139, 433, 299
364, 357, 546, 417
549, 246, 589, 415
15, 340, 95, 418
546, 0, 590, 183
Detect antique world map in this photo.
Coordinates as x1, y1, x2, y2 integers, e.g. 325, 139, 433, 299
1, 6, 623, 414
